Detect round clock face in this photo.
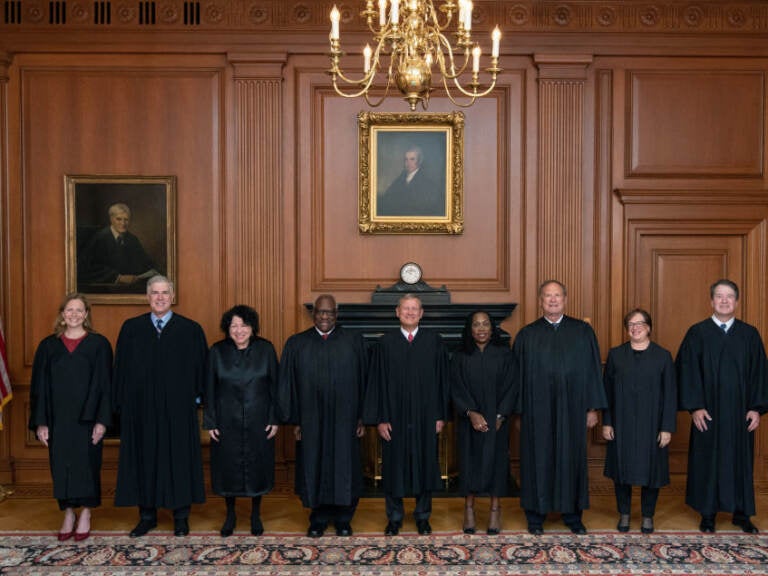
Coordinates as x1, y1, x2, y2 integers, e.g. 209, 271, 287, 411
400, 262, 423, 285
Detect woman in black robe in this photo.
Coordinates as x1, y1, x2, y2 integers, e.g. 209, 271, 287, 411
602, 309, 676, 534
29, 293, 112, 541
203, 305, 280, 537
450, 311, 517, 535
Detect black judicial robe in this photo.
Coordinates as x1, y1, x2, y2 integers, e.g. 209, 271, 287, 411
676, 319, 768, 516
363, 328, 449, 497
451, 343, 518, 496
279, 326, 366, 508
512, 316, 606, 514
78, 227, 158, 284
114, 313, 207, 509
603, 342, 677, 488
29, 333, 112, 504
204, 338, 280, 497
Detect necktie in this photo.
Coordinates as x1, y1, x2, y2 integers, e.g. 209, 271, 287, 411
117, 235, 124, 246
720, 323, 727, 333
322, 333, 328, 340
156, 318, 164, 337
407, 333, 414, 342
552, 322, 560, 331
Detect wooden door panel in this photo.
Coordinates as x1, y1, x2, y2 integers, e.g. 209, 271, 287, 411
633, 233, 744, 475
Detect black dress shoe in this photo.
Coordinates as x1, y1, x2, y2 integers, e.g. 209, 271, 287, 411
617, 514, 630, 533
335, 523, 353, 537
174, 518, 189, 536
416, 519, 432, 535
220, 513, 236, 537
384, 521, 400, 536
733, 517, 759, 534
568, 521, 587, 534
641, 517, 654, 534
307, 523, 325, 538
527, 525, 543, 535
129, 519, 157, 538
699, 516, 716, 533
251, 517, 264, 536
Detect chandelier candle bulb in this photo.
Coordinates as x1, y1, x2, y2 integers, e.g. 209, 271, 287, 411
472, 45, 480, 73
464, 1, 472, 31
391, 0, 399, 24
364, 44, 372, 73
379, 0, 387, 26
492, 27, 501, 59
330, 6, 340, 40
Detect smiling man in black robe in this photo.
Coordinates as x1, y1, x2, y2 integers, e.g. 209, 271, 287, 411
512, 280, 606, 535
113, 275, 208, 538
363, 294, 449, 536
279, 294, 367, 538
676, 278, 768, 533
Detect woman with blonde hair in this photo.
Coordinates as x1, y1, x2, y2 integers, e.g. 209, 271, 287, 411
29, 293, 112, 541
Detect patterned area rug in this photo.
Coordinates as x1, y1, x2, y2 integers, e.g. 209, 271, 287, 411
1, 531, 767, 575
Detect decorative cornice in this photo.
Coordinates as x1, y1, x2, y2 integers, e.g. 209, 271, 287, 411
0, 1, 766, 34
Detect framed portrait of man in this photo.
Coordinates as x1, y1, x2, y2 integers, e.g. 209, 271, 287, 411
358, 111, 464, 234
64, 175, 177, 304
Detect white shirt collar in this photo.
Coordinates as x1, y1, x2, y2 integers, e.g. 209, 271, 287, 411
400, 326, 419, 339
711, 315, 735, 331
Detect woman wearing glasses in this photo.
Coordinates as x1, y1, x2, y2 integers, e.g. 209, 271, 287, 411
602, 308, 676, 534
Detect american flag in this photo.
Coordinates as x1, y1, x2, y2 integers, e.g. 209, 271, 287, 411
0, 319, 11, 430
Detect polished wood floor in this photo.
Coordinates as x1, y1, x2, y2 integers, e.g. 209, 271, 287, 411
1, 487, 766, 535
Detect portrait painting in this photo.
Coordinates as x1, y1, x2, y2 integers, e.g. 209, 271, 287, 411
358, 111, 464, 234
65, 175, 177, 304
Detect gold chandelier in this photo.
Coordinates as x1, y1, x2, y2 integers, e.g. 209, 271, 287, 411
328, 0, 501, 111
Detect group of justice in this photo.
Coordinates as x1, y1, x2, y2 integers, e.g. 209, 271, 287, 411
30, 275, 766, 540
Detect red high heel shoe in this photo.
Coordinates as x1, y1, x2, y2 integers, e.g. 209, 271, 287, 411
57, 531, 74, 541
74, 530, 90, 541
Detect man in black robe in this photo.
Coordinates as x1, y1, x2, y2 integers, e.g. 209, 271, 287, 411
676, 278, 768, 533
78, 203, 160, 292
114, 275, 208, 537
279, 294, 367, 538
512, 280, 606, 535
363, 294, 449, 536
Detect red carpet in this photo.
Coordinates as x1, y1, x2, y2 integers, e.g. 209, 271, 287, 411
1, 530, 766, 575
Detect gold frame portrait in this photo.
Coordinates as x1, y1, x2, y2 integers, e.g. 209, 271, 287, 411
358, 111, 464, 234
65, 175, 177, 304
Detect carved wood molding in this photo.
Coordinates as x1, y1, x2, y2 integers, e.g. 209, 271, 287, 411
231, 66, 285, 344
536, 58, 588, 318
616, 188, 768, 205
1, 1, 766, 34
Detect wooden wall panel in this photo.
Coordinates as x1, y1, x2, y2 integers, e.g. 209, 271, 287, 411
629, 71, 764, 177
534, 55, 595, 323
615, 190, 768, 486
8, 53, 226, 485
292, 61, 527, 309
3, 4, 768, 493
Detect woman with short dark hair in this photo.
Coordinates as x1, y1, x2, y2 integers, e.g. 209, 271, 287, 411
203, 304, 281, 537
602, 308, 676, 534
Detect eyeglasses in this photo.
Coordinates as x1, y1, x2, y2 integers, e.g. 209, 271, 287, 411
627, 321, 648, 328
